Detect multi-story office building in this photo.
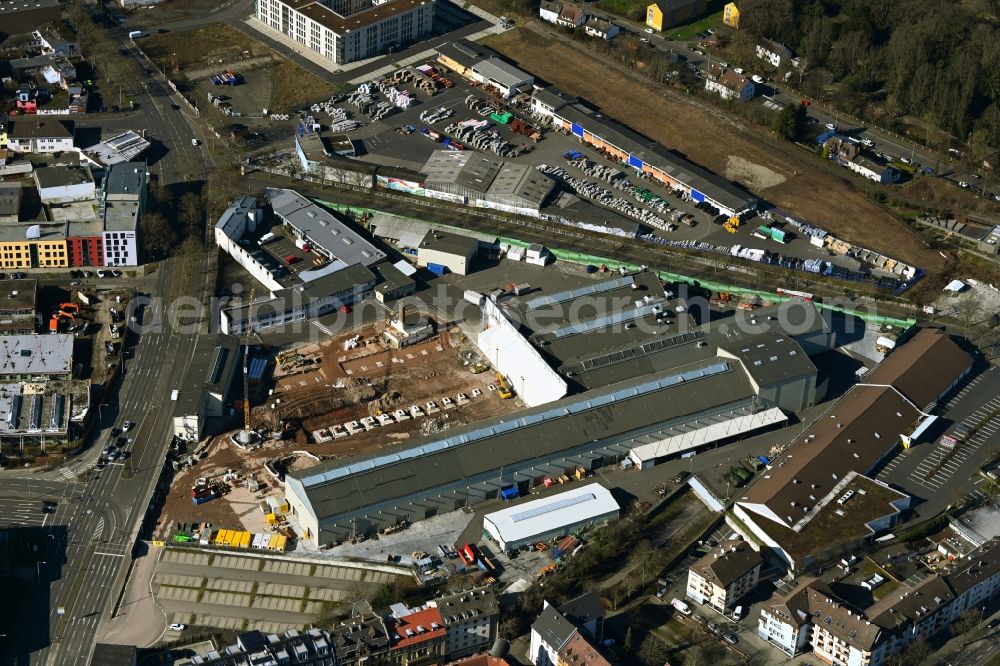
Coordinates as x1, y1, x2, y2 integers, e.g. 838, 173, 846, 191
255, 0, 435, 65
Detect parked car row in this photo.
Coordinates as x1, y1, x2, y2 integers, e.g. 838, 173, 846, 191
71, 269, 122, 279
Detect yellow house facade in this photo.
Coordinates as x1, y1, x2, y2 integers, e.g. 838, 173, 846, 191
723, 2, 740, 28
0, 239, 69, 268
645, 0, 708, 32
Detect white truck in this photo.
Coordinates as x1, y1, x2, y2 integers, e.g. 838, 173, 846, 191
128, 30, 144, 39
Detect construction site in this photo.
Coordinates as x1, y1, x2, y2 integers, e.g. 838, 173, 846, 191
154, 307, 519, 551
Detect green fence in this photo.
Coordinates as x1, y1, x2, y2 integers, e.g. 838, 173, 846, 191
315, 201, 917, 329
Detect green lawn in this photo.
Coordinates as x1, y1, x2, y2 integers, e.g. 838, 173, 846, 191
668, 10, 724, 41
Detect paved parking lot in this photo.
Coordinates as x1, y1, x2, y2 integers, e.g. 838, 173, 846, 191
875, 365, 1000, 516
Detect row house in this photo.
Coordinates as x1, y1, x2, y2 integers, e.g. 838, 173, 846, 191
704, 63, 755, 102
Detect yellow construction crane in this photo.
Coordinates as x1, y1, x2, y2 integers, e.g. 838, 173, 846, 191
242, 288, 254, 432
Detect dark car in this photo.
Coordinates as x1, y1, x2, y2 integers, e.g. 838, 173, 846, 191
158, 28, 169, 33
722, 633, 738, 645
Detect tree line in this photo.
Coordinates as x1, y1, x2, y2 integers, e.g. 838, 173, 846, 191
737, 0, 1000, 159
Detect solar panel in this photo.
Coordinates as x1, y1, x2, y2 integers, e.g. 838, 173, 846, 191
511, 493, 596, 523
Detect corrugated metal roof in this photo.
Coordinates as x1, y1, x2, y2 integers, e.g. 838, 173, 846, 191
483, 483, 619, 545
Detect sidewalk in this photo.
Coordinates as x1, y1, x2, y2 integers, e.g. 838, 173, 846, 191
97, 545, 167, 648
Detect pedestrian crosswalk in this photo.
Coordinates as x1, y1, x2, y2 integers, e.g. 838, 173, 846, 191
91, 518, 104, 542
59, 467, 77, 481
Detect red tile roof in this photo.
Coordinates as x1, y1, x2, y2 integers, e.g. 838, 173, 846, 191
391, 607, 446, 649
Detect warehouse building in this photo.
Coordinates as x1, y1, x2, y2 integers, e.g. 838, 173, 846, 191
483, 484, 619, 551
532, 89, 757, 217
33, 165, 95, 204
0, 0, 61, 35
283, 272, 838, 544
254, 0, 435, 65
420, 150, 554, 217
733, 328, 974, 570
172, 334, 243, 441
215, 190, 389, 334
435, 39, 502, 77
468, 59, 534, 98
417, 229, 480, 276
372, 260, 417, 302
0, 333, 73, 380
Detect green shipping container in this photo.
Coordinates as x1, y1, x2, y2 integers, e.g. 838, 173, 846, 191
490, 112, 513, 124
770, 228, 787, 243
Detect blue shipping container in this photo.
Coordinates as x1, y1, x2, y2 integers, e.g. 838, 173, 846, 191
691, 189, 705, 203
426, 262, 449, 276
628, 155, 643, 169
500, 487, 519, 501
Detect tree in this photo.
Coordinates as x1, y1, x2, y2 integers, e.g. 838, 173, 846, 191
177, 191, 205, 239
139, 210, 178, 253
772, 103, 801, 141
624, 626, 634, 653
952, 609, 982, 646
637, 634, 669, 666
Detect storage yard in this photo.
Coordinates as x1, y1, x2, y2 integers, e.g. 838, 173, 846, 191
477, 28, 945, 273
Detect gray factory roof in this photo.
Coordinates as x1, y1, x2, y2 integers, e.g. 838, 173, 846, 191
435, 39, 502, 69
532, 86, 577, 112
470, 59, 533, 88
215, 195, 258, 240
0, 279, 37, 312
714, 329, 815, 388
222, 263, 377, 326
486, 162, 554, 207
419, 229, 480, 257
553, 103, 756, 211
83, 130, 150, 165
372, 261, 416, 296
0, 334, 73, 376
422, 151, 503, 194
267, 188, 385, 267
288, 358, 754, 522
104, 162, 147, 197
103, 201, 140, 232
33, 165, 93, 190
0, 183, 21, 218
367, 214, 429, 248
174, 334, 241, 415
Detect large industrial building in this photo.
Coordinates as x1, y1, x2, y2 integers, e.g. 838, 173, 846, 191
420, 151, 555, 218
483, 484, 620, 551
215, 190, 392, 335
283, 271, 839, 544
172, 334, 243, 441
254, 0, 435, 65
531, 87, 758, 217
733, 328, 974, 570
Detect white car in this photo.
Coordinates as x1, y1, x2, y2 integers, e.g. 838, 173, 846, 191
671, 598, 692, 615
169, 623, 187, 631
191, 138, 200, 146
733, 67, 744, 74
644, 27, 653, 34
122, 421, 133, 432
751, 74, 763, 84
861, 138, 875, 147
960, 181, 970, 188
825, 123, 837, 131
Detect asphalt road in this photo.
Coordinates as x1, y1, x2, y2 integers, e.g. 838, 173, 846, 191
2, 259, 206, 666
0, 4, 218, 662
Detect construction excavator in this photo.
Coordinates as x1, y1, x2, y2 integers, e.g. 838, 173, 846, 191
724, 215, 741, 234
496, 373, 513, 400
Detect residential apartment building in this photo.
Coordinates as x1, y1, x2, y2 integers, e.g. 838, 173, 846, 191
255, 0, 435, 65
191, 622, 390, 665
0, 230, 68, 269
704, 63, 755, 102
389, 606, 447, 665
758, 539, 1000, 665
529, 593, 607, 666
645, 0, 707, 31
583, 17, 619, 40
7, 119, 74, 154
756, 39, 792, 68
0, 279, 37, 335
429, 588, 499, 660
32, 27, 78, 57
686, 539, 763, 613
556, 633, 611, 666
100, 162, 147, 267
539, 0, 587, 28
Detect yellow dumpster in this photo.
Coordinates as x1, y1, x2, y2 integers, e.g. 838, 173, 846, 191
238, 532, 251, 548
215, 529, 228, 545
